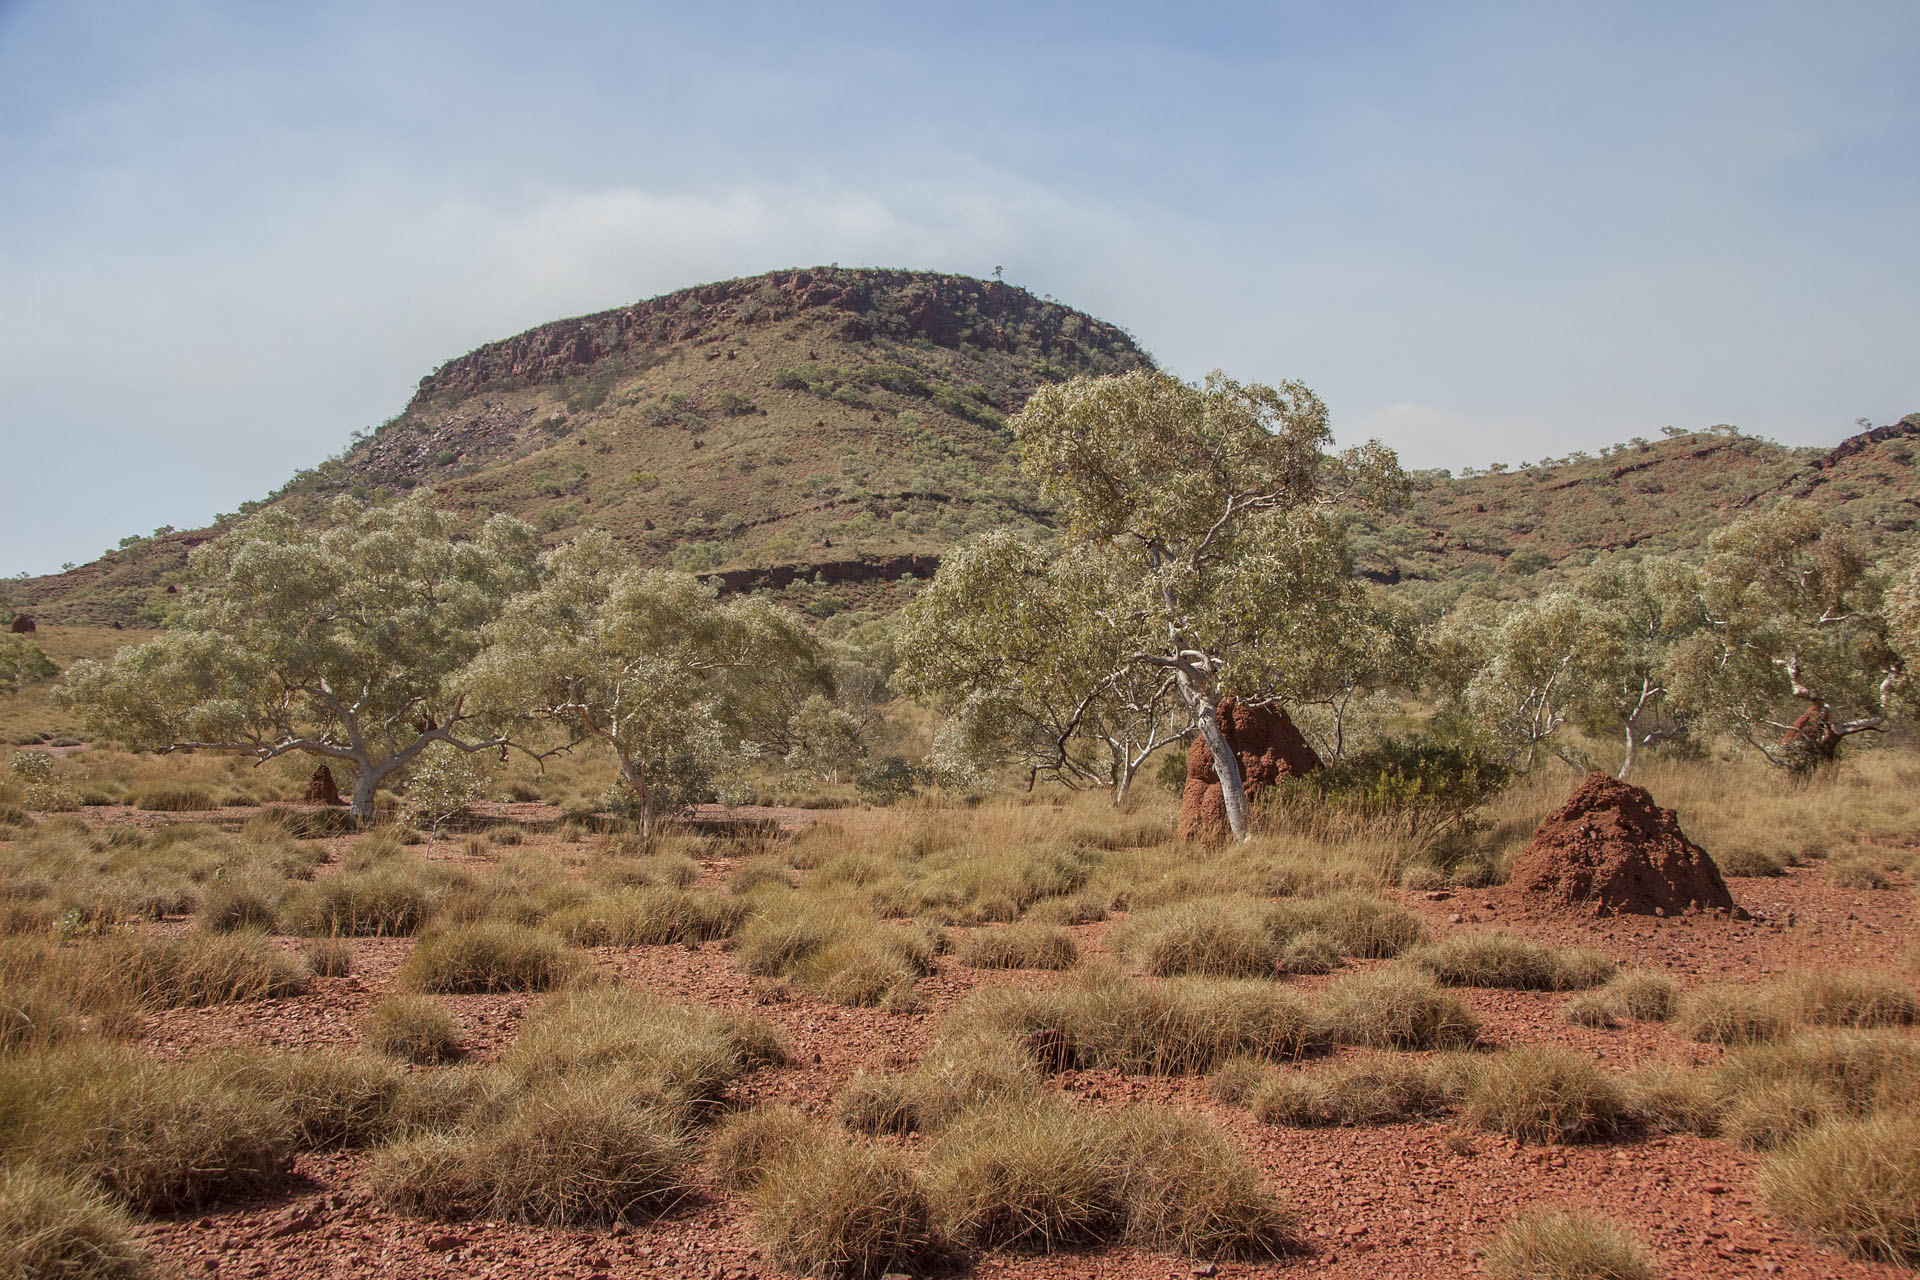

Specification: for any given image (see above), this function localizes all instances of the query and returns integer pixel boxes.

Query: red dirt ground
[30,805,1920,1280]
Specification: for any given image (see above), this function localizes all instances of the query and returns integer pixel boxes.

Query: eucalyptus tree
[1668,502,1904,768]
[58,492,541,819]
[463,531,830,832]
[895,530,1187,803]
[1007,369,1405,838]
[0,634,56,696]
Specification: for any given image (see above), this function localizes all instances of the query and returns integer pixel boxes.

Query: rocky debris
[8,614,35,633]
[1178,697,1322,845]
[304,766,345,806]
[1506,771,1739,917]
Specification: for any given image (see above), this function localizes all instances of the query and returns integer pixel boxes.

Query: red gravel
[30,817,1920,1280]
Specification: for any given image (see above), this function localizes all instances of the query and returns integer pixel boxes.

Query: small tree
[464,531,830,833]
[895,531,1187,803]
[0,634,56,696]
[58,493,539,819]
[784,693,865,784]
[1008,369,1404,838]
[1669,502,1904,769]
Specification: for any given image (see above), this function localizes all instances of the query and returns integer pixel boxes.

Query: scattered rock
[1177,697,1321,844]
[304,765,345,806]
[1505,771,1740,917]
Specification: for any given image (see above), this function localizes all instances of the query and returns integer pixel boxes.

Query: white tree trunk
[1188,689,1251,840]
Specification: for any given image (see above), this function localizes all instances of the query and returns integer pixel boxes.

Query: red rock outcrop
[1178,697,1322,845]
[1505,772,1738,916]
[304,765,345,806]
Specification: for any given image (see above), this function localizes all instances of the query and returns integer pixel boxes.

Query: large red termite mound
[1178,696,1321,845]
[1505,771,1739,917]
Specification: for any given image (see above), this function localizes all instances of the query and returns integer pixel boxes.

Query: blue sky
[2,1,1915,576]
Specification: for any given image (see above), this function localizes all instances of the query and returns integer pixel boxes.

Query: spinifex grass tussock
[1622,1062,1718,1136]
[126,785,215,812]
[1106,1105,1298,1257]
[725,855,792,894]
[1317,967,1480,1050]
[500,984,785,1115]
[956,923,1077,971]
[836,1070,920,1136]
[599,850,703,889]
[927,1098,1130,1251]
[1250,1053,1453,1127]
[1757,1109,1920,1265]
[0,1044,294,1212]
[370,1073,695,1227]
[837,1028,1043,1136]
[0,1165,150,1280]
[398,921,580,994]
[1409,933,1615,991]
[1113,891,1423,978]
[212,1049,415,1150]
[1676,984,1798,1045]
[283,855,453,937]
[1465,1044,1628,1144]
[737,896,942,1006]
[304,936,352,977]
[1482,1206,1657,1280]
[547,886,745,946]
[0,931,306,1011]
[1561,991,1618,1028]
[439,851,589,927]
[1605,969,1679,1021]
[751,1134,939,1279]
[1825,855,1893,889]
[363,994,462,1064]
[1709,1029,1920,1140]
[196,867,287,933]
[708,1104,821,1191]
[956,967,1322,1075]
[1679,969,1918,1044]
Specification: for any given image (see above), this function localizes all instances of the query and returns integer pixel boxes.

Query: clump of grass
[1409,933,1615,991]
[959,968,1322,1075]
[1723,1080,1840,1150]
[1771,969,1918,1029]
[214,1049,414,1150]
[499,984,784,1113]
[1623,1062,1718,1136]
[1269,891,1426,959]
[726,856,792,894]
[0,977,81,1052]
[283,859,449,936]
[838,1029,1044,1136]
[1716,845,1787,877]
[956,923,1078,971]
[370,1074,694,1226]
[1250,1054,1451,1127]
[1710,1029,1920,1128]
[398,922,579,994]
[1,1044,295,1211]
[4,932,308,1010]
[305,936,352,977]
[1275,930,1341,975]
[1465,1045,1628,1144]
[1758,1109,1920,1264]
[547,887,745,946]
[709,1104,820,1191]
[1561,991,1618,1028]
[1482,1206,1656,1280]
[0,1165,150,1280]
[1108,1105,1297,1257]
[735,899,940,1006]
[1676,984,1796,1045]
[750,1136,938,1279]
[836,1070,920,1136]
[1318,968,1480,1050]
[927,1098,1127,1251]
[1113,891,1424,978]
[128,785,215,812]
[1826,856,1893,889]
[363,995,462,1064]
[197,869,287,933]
[1606,969,1678,1021]
[1208,1056,1273,1106]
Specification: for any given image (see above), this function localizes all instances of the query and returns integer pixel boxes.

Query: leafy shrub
[398,922,579,994]
[1465,1045,1627,1144]
[400,744,493,830]
[1482,1206,1655,1280]
[1295,736,1510,831]
[0,1165,149,1280]
[363,995,462,1064]
[1318,968,1480,1050]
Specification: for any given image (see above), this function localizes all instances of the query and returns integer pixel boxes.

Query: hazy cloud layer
[2,1,1915,573]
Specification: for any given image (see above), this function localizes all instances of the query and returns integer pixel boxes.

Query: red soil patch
[1178,697,1321,844]
[1506,772,1739,917]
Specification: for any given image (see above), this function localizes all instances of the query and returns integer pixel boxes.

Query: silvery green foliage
[58,491,540,818]
[908,369,1404,832]
[783,693,865,784]
[401,741,494,831]
[463,530,828,832]
[0,634,56,696]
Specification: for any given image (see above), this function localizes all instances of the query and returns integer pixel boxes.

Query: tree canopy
[59,492,540,817]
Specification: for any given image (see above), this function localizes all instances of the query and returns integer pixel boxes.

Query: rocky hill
[4,266,1915,626]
